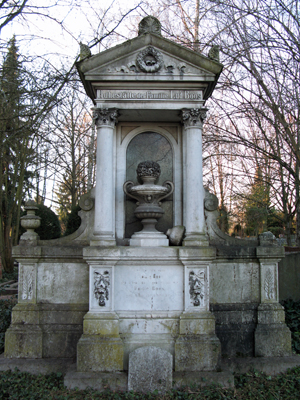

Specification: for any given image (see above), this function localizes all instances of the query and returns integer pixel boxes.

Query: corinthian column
[91,108,118,246]
[181,108,209,246]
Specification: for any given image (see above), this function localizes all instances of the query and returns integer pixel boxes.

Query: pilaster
[5,246,43,358]
[255,244,292,356]
[175,248,220,371]
[77,247,123,372]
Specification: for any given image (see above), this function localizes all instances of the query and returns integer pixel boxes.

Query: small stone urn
[20,200,41,243]
[124,161,174,246]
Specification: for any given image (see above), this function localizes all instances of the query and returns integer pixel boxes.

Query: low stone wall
[279,252,300,301]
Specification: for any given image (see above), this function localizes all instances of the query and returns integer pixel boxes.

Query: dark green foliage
[0,370,64,400]
[244,167,269,237]
[267,209,285,237]
[234,367,300,399]
[0,298,16,353]
[281,299,300,354]
[0,265,18,283]
[35,204,61,240]
[0,367,300,399]
[0,36,33,273]
[64,205,81,237]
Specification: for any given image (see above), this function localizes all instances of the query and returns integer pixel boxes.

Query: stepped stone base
[1,355,300,391]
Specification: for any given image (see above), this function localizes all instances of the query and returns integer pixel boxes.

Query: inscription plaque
[97,89,203,101]
[114,265,183,311]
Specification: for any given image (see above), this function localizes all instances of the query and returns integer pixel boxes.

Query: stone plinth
[255,303,292,357]
[175,312,221,371]
[77,312,124,372]
[255,247,292,357]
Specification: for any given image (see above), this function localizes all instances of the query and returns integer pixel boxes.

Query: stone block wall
[278,252,300,301]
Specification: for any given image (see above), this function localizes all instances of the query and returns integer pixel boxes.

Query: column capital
[92,107,119,128]
[181,108,207,128]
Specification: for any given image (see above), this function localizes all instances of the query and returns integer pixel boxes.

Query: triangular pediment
[77,33,222,102]
[84,46,216,81]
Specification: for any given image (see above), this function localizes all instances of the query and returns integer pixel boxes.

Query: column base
[90,236,116,247]
[183,233,209,247]
[255,303,292,357]
[130,231,169,247]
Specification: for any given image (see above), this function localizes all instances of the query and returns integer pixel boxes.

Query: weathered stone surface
[222,356,300,376]
[128,346,172,393]
[210,262,260,304]
[166,226,185,246]
[77,335,124,372]
[175,335,221,371]
[121,333,176,370]
[279,252,300,301]
[255,303,292,357]
[255,325,292,357]
[211,303,258,357]
[0,357,74,375]
[37,262,89,304]
[65,365,127,391]
[5,326,43,358]
[5,303,87,359]
[42,327,82,358]
[178,312,216,335]
[83,313,120,336]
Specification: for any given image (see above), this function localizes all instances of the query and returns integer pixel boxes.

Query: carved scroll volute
[123,181,140,203]
[157,181,175,204]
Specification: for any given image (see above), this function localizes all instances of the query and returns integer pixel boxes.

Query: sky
[0,0,144,68]
[0,0,146,207]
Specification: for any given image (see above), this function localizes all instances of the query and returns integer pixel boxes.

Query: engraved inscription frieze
[94,270,110,306]
[97,89,203,101]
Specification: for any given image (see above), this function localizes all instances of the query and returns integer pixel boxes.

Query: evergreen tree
[64,205,81,237]
[0,37,34,272]
[244,167,269,237]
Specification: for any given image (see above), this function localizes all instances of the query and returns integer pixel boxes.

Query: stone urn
[20,200,41,243]
[123,161,174,246]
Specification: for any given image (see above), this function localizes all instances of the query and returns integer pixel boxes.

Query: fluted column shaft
[92,108,118,246]
[181,108,208,246]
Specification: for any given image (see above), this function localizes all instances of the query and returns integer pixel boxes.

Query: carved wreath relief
[189,270,205,306]
[136,46,163,73]
[94,270,110,307]
[264,268,275,300]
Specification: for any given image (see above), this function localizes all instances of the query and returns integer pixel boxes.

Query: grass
[0,367,300,399]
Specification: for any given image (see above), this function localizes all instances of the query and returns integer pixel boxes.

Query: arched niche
[125,132,173,238]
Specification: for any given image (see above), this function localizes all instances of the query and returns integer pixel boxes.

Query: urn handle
[123,180,140,202]
[157,180,175,203]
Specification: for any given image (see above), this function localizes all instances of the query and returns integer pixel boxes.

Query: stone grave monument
[5,16,291,392]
